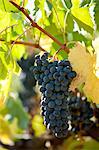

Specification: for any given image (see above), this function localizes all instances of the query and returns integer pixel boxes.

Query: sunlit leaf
[94,0,99,30]
[0,58,8,80]
[92,37,99,78]
[69,43,99,104]
[71,0,94,34]
[66,12,74,32]
[0,115,18,145]
[11,44,25,60]
[13,62,21,75]
[61,0,72,9]
[32,115,46,136]
[0,10,11,31]
[45,0,52,17]
[80,0,91,7]
[0,0,20,12]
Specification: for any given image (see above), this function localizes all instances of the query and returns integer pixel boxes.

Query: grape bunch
[67,92,94,133]
[32,53,95,138]
[32,53,77,138]
[17,55,37,111]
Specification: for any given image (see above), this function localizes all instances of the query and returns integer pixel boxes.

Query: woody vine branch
[9,0,69,53]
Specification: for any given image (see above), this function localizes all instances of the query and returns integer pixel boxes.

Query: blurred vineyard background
[0,0,99,149]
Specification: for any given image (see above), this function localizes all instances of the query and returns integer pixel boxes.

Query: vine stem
[52,45,66,61]
[0,39,46,52]
[10,27,32,51]
[0,24,18,35]
[9,0,69,53]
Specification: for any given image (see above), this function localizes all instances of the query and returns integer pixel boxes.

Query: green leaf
[66,12,74,32]
[67,31,93,50]
[80,0,91,7]
[0,47,6,52]
[33,0,40,16]
[0,58,8,80]
[0,10,11,31]
[83,138,99,149]
[50,34,68,60]
[52,8,65,30]
[56,0,66,10]
[61,0,72,9]
[71,0,94,34]
[6,97,29,129]
[71,31,92,45]
[11,44,25,60]
[13,62,21,75]
[94,0,99,30]
[4,52,12,65]
[0,0,20,12]
[45,0,52,17]
[61,136,99,150]
[45,21,60,36]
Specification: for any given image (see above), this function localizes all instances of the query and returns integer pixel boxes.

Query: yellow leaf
[71,7,94,28]
[71,0,80,7]
[0,116,19,145]
[71,0,94,33]
[0,116,13,145]
[0,96,5,108]
[0,10,10,31]
[92,37,99,78]
[32,115,46,137]
[69,43,99,104]
[84,71,99,103]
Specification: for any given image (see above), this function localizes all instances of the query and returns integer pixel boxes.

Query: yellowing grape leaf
[69,43,99,104]
[92,37,99,78]
[84,71,99,103]
[69,43,95,88]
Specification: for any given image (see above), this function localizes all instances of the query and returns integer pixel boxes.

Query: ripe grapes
[33,53,76,138]
[32,52,96,138]
[67,92,94,133]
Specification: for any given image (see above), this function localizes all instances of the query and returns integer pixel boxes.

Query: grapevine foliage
[0,0,99,147]
[0,0,97,101]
